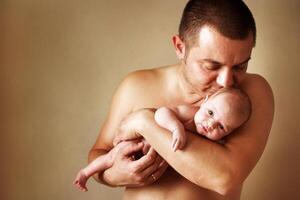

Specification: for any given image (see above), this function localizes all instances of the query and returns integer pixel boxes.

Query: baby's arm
[73,149,115,192]
[154,105,199,151]
[113,108,157,146]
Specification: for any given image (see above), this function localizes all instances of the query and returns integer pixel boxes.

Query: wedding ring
[151,174,156,181]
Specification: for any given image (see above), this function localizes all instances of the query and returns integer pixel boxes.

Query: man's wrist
[100,169,119,187]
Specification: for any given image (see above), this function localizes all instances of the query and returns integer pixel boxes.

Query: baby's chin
[206,134,220,141]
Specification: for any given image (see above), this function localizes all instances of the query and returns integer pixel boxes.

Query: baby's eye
[207,110,214,116]
[219,125,224,130]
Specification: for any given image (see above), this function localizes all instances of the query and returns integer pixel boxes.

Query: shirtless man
[88,0,274,199]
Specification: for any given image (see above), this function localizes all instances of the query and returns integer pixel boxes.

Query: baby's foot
[73,169,89,192]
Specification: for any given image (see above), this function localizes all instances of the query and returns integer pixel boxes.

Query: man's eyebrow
[201,57,251,66]
[201,59,222,65]
[236,57,251,66]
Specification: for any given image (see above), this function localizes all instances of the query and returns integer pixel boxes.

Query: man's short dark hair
[179,0,256,49]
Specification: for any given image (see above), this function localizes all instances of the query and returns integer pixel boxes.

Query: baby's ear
[201,95,209,106]
[204,95,209,102]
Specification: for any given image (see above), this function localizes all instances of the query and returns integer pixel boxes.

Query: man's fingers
[142,141,151,154]
[131,147,156,172]
[151,160,169,180]
[141,160,169,186]
[121,141,144,156]
[158,159,167,168]
[140,153,163,177]
[128,157,168,187]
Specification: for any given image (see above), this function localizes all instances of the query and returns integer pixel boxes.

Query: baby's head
[194,88,251,141]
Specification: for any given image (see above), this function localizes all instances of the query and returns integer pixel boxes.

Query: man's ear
[172,35,186,60]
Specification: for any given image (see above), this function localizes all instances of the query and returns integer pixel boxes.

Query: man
[88,0,274,199]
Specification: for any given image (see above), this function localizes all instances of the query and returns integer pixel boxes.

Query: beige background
[1,0,299,199]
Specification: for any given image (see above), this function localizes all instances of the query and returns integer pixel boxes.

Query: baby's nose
[207,119,217,129]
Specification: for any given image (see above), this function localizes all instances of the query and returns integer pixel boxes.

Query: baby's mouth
[199,124,208,133]
[203,126,208,133]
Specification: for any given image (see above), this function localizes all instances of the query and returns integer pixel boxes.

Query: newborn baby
[155,87,251,151]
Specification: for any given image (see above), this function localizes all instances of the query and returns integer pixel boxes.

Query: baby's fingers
[172,138,180,152]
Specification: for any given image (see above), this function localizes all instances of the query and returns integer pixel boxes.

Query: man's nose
[216,68,234,87]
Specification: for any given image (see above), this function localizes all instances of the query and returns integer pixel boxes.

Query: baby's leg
[154,107,186,151]
[73,153,112,192]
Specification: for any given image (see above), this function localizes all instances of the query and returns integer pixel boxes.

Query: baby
[154,87,251,151]
[73,87,251,192]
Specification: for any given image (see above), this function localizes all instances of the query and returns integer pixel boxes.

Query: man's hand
[102,140,168,187]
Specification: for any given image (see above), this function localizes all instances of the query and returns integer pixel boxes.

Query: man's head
[194,88,252,140]
[174,0,256,94]
[179,0,256,53]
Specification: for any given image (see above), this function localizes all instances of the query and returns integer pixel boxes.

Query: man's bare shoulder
[123,65,176,86]
[119,64,178,109]
[122,69,159,87]
[239,73,274,132]
[242,73,274,103]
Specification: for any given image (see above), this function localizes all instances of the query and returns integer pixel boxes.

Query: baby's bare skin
[73,154,111,192]
[154,88,250,151]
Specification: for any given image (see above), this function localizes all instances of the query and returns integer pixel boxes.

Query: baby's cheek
[194,112,202,124]
[195,118,205,127]
[195,124,205,135]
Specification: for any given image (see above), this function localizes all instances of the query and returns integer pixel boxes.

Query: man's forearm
[137,109,236,195]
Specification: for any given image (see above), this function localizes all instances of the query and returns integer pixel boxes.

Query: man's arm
[118,75,274,195]
[88,70,168,186]
[88,71,136,184]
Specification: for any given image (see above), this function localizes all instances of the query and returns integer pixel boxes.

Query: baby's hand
[171,128,187,151]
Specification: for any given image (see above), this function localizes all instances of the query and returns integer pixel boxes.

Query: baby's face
[194,93,245,140]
